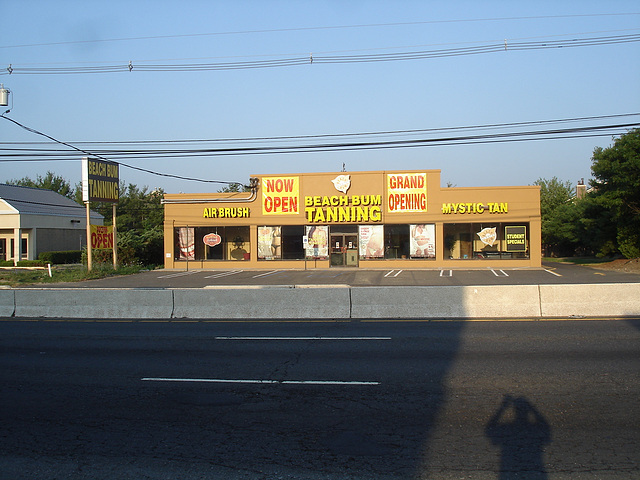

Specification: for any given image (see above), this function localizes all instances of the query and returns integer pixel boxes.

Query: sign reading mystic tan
[387,173,427,213]
[82,157,119,203]
[262,176,300,215]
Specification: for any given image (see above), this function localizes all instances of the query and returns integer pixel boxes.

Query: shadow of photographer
[485,395,552,479]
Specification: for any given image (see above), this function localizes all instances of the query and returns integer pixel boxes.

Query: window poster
[410,224,435,258]
[258,226,282,259]
[178,227,195,260]
[305,225,329,258]
[505,226,527,252]
[359,225,384,258]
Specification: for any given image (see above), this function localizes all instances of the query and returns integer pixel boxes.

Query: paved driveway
[41,261,640,289]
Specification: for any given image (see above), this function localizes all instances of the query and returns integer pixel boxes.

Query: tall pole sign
[82,157,119,270]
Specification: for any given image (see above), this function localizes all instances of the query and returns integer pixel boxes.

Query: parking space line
[490,268,509,277]
[157,270,200,279]
[439,269,452,277]
[203,270,244,279]
[252,270,281,278]
[384,270,403,278]
[544,269,562,277]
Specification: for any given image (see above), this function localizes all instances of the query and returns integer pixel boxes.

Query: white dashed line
[142,378,379,386]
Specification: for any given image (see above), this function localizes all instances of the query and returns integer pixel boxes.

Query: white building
[0,183,103,264]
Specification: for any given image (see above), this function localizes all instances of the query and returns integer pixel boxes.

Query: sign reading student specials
[387,172,427,213]
[82,157,119,203]
[505,226,527,252]
[262,176,300,215]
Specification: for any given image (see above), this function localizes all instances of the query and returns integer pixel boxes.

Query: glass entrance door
[330,233,358,267]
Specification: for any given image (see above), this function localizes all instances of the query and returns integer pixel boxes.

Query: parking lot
[45,261,640,289]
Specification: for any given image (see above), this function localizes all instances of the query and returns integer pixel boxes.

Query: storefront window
[359,224,435,260]
[174,226,250,261]
[359,225,384,258]
[258,225,305,260]
[410,224,435,258]
[282,225,305,259]
[383,225,410,259]
[306,225,329,259]
[258,226,281,260]
[444,223,530,259]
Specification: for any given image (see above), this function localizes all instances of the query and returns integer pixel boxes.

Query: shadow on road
[485,395,552,480]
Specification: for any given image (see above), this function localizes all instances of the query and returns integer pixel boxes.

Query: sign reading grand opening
[82,157,119,203]
[387,172,427,213]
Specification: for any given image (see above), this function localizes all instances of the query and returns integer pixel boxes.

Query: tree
[6,171,76,199]
[218,182,250,193]
[95,183,165,266]
[590,128,640,258]
[532,177,577,256]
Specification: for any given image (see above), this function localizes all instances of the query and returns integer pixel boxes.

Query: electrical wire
[2,113,635,146]
[2,13,638,50]
[0,114,246,187]
[2,33,639,75]
[1,119,637,161]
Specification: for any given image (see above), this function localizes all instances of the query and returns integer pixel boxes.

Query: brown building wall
[163,170,541,269]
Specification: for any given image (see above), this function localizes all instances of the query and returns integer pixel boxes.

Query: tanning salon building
[163,170,541,269]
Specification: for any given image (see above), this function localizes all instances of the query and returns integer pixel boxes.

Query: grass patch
[0,264,159,287]
[543,257,617,265]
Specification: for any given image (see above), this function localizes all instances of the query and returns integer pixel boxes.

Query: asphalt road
[41,261,640,289]
[1,318,638,479]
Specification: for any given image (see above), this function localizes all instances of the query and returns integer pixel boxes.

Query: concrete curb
[351,285,542,319]
[13,289,173,319]
[0,289,15,317]
[1,284,639,319]
[539,283,640,318]
[173,286,351,319]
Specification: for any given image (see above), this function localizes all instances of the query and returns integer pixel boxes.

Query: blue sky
[1,1,639,193]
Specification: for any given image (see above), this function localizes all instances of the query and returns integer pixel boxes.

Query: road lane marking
[142,378,379,386]
[213,336,391,340]
[203,270,244,279]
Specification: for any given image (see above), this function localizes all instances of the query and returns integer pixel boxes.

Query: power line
[1,120,637,161]
[3,33,639,75]
[0,114,244,186]
[2,13,639,50]
[2,113,637,147]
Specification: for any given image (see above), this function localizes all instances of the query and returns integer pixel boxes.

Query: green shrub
[0,260,14,267]
[16,260,45,267]
[38,250,82,264]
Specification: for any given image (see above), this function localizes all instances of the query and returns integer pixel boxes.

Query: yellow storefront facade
[163,170,541,269]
